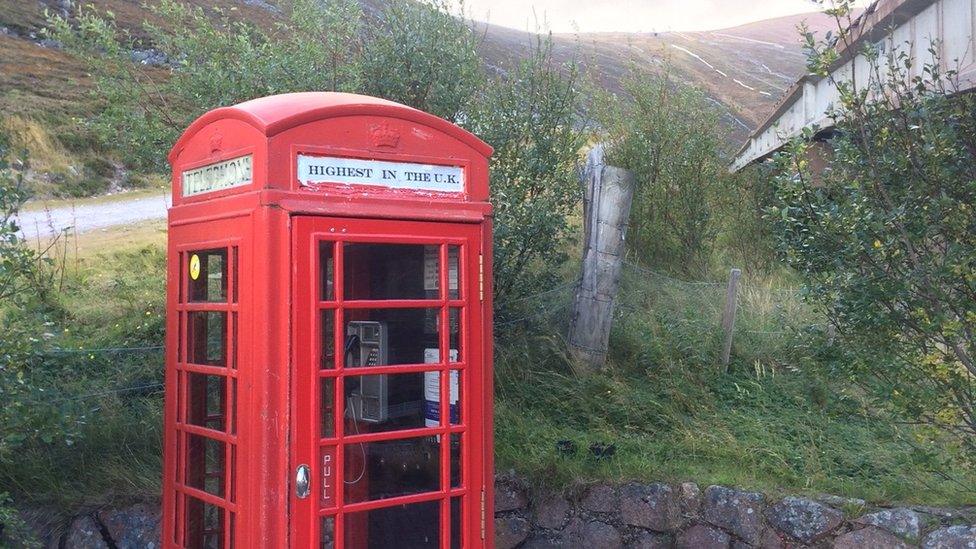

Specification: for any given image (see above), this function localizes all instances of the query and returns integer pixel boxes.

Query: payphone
[345,321,389,423]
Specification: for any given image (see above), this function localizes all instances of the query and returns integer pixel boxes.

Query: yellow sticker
[189,254,201,281]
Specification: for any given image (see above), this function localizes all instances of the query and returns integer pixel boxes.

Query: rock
[766,496,844,543]
[680,482,702,517]
[495,515,531,549]
[629,531,673,549]
[37,38,63,49]
[129,49,170,67]
[98,503,161,549]
[702,485,765,545]
[817,494,866,509]
[676,524,731,549]
[620,482,683,532]
[521,535,562,549]
[759,528,786,549]
[922,525,976,549]
[242,0,283,14]
[855,507,922,540]
[64,515,108,549]
[833,526,910,549]
[495,481,529,512]
[562,519,623,548]
[534,493,571,530]
[582,484,619,514]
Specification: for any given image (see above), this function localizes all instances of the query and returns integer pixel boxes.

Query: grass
[494,265,976,505]
[0,225,166,512]
[3,223,974,514]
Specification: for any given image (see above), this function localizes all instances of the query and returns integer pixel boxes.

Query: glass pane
[450,433,461,488]
[320,242,335,301]
[345,310,439,367]
[451,497,462,549]
[448,245,460,299]
[188,312,225,366]
[344,243,436,300]
[321,310,335,369]
[179,252,185,304]
[344,500,440,548]
[320,516,335,549]
[231,246,239,303]
[228,445,237,503]
[186,372,225,431]
[449,308,461,363]
[422,371,459,428]
[229,378,237,435]
[344,436,440,503]
[321,377,335,437]
[185,433,225,498]
[230,312,238,370]
[343,371,431,432]
[189,249,227,303]
[184,495,225,549]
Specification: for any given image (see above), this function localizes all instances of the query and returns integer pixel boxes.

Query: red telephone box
[163,92,494,548]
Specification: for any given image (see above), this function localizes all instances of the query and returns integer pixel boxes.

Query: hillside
[0,0,838,193]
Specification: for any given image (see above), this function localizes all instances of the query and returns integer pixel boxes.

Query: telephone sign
[163,92,494,548]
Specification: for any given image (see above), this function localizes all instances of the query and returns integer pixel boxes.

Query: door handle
[295,464,311,499]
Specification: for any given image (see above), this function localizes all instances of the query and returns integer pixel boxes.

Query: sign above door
[297,154,464,193]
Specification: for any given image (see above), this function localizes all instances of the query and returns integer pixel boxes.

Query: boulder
[620,483,683,532]
[495,515,531,549]
[833,526,910,549]
[702,485,765,545]
[766,496,844,543]
[534,493,571,530]
[816,494,866,509]
[922,525,976,549]
[495,480,529,512]
[854,507,922,540]
[628,531,674,549]
[680,482,702,517]
[582,484,619,514]
[64,515,108,549]
[676,524,731,549]
[98,503,161,549]
[562,519,623,548]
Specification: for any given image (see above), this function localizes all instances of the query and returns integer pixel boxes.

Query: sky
[463,0,856,34]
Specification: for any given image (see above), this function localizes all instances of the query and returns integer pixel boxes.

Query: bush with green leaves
[601,69,731,278]
[472,36,587,307]
[770,1,976,454]
[47,3,586,315]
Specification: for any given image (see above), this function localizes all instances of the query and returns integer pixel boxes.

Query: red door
[291,216,486,549]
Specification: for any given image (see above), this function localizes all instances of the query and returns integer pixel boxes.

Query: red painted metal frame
[164,93,494,548]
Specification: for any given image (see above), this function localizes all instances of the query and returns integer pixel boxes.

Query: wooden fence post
[720,268,741,371]
[568,145,636,372]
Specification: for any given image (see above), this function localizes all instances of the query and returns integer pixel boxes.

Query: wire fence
[31,264,822,400]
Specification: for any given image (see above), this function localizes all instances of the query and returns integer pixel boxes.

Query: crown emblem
[209,132,223,154]
[369,124,400,148]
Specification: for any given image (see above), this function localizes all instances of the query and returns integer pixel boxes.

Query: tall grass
[494,264,976,504]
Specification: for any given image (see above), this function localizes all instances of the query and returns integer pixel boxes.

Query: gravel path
[15,192,171,242]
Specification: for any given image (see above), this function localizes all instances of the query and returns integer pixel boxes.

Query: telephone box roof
[169,92,493,163]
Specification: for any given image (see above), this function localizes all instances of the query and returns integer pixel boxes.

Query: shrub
[770,1,976,455]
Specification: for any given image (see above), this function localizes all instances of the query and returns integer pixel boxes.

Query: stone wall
[16,475,976,548]
[494,475,976,549]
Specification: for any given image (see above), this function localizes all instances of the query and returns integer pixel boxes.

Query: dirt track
[15,192,171,242]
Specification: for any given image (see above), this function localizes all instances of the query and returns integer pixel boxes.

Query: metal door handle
[296,464,311,499]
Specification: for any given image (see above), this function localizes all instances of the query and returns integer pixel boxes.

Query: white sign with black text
[297,155,464,193]
[181,154,253,197]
